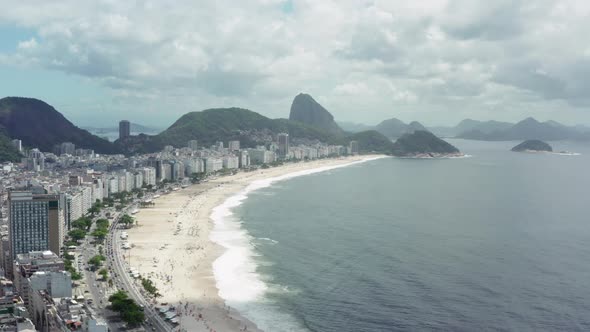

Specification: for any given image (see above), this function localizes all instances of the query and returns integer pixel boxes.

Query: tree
[91,228,108,241]
[99,268,108,280]
[88,255,106,268]
[96,219,109,229]
[68,229,86,241]
[141,277,161,299]
[108,291,145,327]
[72,217,92,230]
[71,271,82,280]
[88,204,100,216]
[120,214,134,227]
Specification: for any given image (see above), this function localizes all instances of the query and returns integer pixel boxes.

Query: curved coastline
[209,155,387,331]
[125,155,387,332]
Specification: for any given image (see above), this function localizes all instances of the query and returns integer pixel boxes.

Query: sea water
[212,140,590,331]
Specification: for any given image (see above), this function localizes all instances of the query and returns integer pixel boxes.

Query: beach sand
[125,155,384,331]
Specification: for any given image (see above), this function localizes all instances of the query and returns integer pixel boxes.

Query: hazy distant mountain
[289,93,344,135]
[374,118,427,139]
[391,130,460,157]
[338,121,373,133]
[429,119,513,137]
[83,123,162,134]
[0,97,120,154]
[456,119,513,134]
[458,117,590,141]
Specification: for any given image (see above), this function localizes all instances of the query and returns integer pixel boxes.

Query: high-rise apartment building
[11,139,22,153]
[349,140,359,155]
[119,120,131,140]
[8,192,63,260]
[228,140,240,151]
[59,142,76,155]
[278,133,290,159]
[188,140,199,151]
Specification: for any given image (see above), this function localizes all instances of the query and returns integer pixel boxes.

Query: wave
[258,237,279,245]
[448,154,473,159]
[209,156,386,331]
[553,152,581,156]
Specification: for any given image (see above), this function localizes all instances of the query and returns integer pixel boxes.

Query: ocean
[211,140,590,332]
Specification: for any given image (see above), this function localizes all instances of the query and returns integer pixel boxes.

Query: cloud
[0,0,589,125]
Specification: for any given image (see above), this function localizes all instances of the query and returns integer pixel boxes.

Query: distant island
[391,130,462,158]
[511,140,553,152]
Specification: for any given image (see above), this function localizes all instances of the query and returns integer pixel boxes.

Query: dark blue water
[235,140,590,331]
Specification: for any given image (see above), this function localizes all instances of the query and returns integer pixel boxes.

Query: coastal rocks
[511,140,553,152]
[391,130,462,158]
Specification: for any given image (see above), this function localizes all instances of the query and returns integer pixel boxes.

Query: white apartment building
[222,155,240,169]
[248,149,276,164]
[205,158,223,173]
[108,177,119,196]
[124,172,134,192]
[133,172,143,189]
[140,167,157,186]
[184,158,204,174]
[80,186,92,212]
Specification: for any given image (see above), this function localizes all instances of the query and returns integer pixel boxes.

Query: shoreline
[125,155,387,331]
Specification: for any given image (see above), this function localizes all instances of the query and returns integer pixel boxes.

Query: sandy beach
[125,155,385,331]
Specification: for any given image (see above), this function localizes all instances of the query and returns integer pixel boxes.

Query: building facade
[8,192,62,260]
[278,133,290,159]
[119,120,131,140]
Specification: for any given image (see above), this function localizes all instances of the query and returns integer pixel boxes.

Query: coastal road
[78,216,127,332]
[106,206,173,332]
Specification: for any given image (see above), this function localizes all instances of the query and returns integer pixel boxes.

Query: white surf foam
[554,152,581,156]
[209,156,387,331]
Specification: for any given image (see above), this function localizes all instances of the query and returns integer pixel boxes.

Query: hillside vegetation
[0,97,120,154]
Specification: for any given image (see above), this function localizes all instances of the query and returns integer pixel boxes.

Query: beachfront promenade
[106,208,173,332]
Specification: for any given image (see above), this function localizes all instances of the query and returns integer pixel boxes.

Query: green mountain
[374,118,427,139]
[0,133,22,162]
[392,130,460,157]
[0,97,120,154]
[337,121,373,133]
[117,107,342,154]
[289,93,344,135]
[511,140,552,152]
[348,130,395,154]
[117,106,396,155]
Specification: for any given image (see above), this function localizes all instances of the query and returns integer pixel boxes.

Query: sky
[1,0,590,128]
